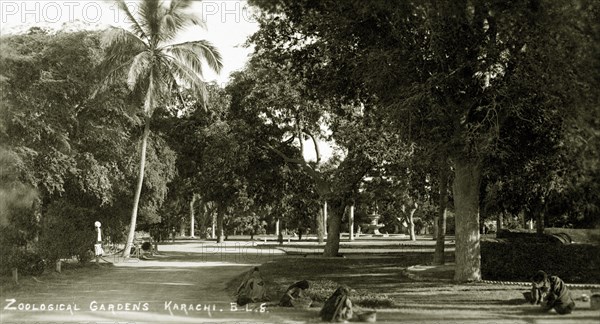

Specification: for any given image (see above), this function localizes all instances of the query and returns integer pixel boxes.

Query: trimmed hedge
[481,240,600,283]
[496,228,600,245]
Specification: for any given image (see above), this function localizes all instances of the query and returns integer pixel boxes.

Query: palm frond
[138,0,162,41]
[165,40,223,74]
[115,0,148,41]
[162,53,209,107]
[101,26,147,52]
[93,58,137,98]
[168,46,205,79]
[169,0,196,11]
[95,27,147,95]
[127,51,152,91]
[160,11,207,42]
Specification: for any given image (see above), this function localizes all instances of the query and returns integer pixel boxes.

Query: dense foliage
[0,0,597,281]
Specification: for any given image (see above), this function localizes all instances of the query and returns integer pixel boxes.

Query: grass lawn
[226,240,600,323]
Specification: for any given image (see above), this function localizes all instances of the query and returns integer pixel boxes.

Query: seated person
[320,286,353,322]
[530,270,575,314]
[279,280,311,307]
[236,267,268,306]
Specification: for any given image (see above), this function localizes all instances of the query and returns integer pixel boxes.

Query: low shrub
[38,200,97,264]
[0,248,45,276]
[481,240,600,283]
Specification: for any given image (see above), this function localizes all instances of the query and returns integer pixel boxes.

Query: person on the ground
[530,270,575,314]
[279,280,310,307]
[320,285,353,322]
[236,267,268,306]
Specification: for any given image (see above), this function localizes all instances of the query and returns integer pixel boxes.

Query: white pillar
[276,219,280,236]
[349,205,355,241]
[324,201,328,236]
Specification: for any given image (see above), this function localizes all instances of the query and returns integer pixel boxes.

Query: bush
[0,248,45,276]
[496,229,569,244]
[141,241,152,251]
[38,200,97,264]
[481,240,600,283]
[15,250,46,275]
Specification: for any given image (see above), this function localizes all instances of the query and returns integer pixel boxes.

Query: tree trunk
[216,204,224,243]
[433,216,439,241]
[198,202,207,240]
[211,213,216,239]
[497,212,504,232]
[349,205,355,241]
[536,202,545,235]
[316,203,325,244]
[190,194,196,238]
[323,201,328,236]
[433,165,449,265]
[323,205,342,257]
[452,158,482,282]
[408,205,417,241]
[123,118,150,258]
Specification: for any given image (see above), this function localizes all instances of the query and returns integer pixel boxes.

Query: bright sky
[0,0,259,85]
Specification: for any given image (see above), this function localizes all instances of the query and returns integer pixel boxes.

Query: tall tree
[249,0,599,281]
[98,0,222,256]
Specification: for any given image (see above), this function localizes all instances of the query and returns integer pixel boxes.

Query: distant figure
[236,267,268,306]
[530,270,575,314]
[320,286,353,322]
[279,280,311,307]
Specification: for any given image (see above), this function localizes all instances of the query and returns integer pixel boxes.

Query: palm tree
[99,0,222,257]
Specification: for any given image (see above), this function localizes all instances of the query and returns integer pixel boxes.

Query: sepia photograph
[1,0,599,323]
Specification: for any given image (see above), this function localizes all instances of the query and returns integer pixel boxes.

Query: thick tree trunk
[323,206,342,257]
[123,119,150,258]
[433,165,449,265]
[216,204,224,243]
[452,158,482,282]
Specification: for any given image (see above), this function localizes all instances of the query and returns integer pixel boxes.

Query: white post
[276,219,280,236]
[324,201,328,236]
[349,205,355,241]
[94,221,102,265]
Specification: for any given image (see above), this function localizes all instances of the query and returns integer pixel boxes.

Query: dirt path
[1,239,599,323]
[0,242,289,323]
